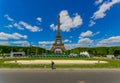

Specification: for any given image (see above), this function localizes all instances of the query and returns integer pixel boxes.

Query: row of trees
[0,45,120,57]
[0,45,46,56]
[65,46,120,57]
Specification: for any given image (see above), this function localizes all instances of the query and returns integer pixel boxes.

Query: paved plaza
[0,69,120,83]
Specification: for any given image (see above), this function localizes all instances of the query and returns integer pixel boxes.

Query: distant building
[106,55,115,59]
[10,52,25,57]
[117,55,120,59]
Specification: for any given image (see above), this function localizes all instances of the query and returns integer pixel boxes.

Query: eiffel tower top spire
[57,15,60,36]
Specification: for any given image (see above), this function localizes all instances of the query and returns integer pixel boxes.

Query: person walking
[51,61,54,70]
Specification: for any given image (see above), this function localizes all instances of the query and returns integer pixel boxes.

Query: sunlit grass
[0,57,120,68]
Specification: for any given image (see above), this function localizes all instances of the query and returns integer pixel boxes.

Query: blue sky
[0,0,120,49]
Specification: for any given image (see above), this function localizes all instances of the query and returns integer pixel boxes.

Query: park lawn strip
[4,60,108,65]
[0,57,120,68]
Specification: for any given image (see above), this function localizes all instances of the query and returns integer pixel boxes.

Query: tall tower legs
[51,15,66,54]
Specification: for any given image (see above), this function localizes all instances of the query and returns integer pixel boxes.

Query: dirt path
[5,60,108,64]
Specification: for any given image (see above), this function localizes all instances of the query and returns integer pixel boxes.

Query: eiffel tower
[51,15,66,54]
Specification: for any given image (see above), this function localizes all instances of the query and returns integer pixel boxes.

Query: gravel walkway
[5,60,108,64]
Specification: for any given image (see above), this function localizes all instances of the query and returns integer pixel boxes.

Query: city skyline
[0,0,120,49]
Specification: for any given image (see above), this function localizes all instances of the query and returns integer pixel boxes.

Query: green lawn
[0,57,120,68]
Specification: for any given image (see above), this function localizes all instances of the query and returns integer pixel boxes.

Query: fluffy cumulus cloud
[50,24,57,31]
[38,39,72,49]
[6,25,13,28]
[38,41,54,49]
[38,41,54,45]
[0,32,27,40]
[36,17,42,22]
[65,44,80,50]
[4,14,14,21]
[50,10,83,32]
[13,33,27,39]
[11,41,30,46]
[19,21,43,32]
[77,30,101,46]
[0,41,10,45]
[89,20,96,27]
[97,36,120,46]
[0,41,30,46]
[78,38,93,46]
[95,31,100,35]
[89,0,120,27]
[79,30,100,38]
[13,23,24,30]
[38,39,72,45]
[92,0,120,20]
[63,39,72,43]
[4,14,43,32]
[95,0,103,5]
[65,43,94,49]
[80,30,93,38]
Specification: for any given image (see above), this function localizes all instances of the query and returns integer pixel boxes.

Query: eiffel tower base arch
[51,45,66,54]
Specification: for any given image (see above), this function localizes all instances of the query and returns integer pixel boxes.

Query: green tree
[113,50,120,56]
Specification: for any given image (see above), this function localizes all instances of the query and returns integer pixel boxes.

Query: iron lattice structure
[51,15,66,53]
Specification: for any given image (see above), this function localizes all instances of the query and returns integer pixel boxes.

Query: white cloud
[39,39,72,46]
[0,41,10,45]
[13,33,27,39]
[0,41,30,46]
[13,23,24,30]
[78,38,93,46]
[38,41,54,45]
[65,43,92,49]
[65,44,79,50]
[78,31,99,46]
[50,24,57,31]
[4,14,43,32]
[6,23,24,30]
[36,17,42,22]
[4,14,14,21]
[63,39,72,43]
[38,39,72,50]
[92,0,120,20]
[0,32,27,40]
[19,21,43,32]
[11,41,30,46]
[95,0,103,5]
[95,31,100,35]
[6,25,13,28]
[0,40,30,46]
[39,44,52,50]
[79,30,100,39]
[89,0,120,27]
[80,30,93,38]
[89,20,96,27]
[50,10,83,32]
[97,36,120,46]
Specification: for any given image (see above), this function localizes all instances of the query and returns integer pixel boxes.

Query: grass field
[0,57,120,68]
